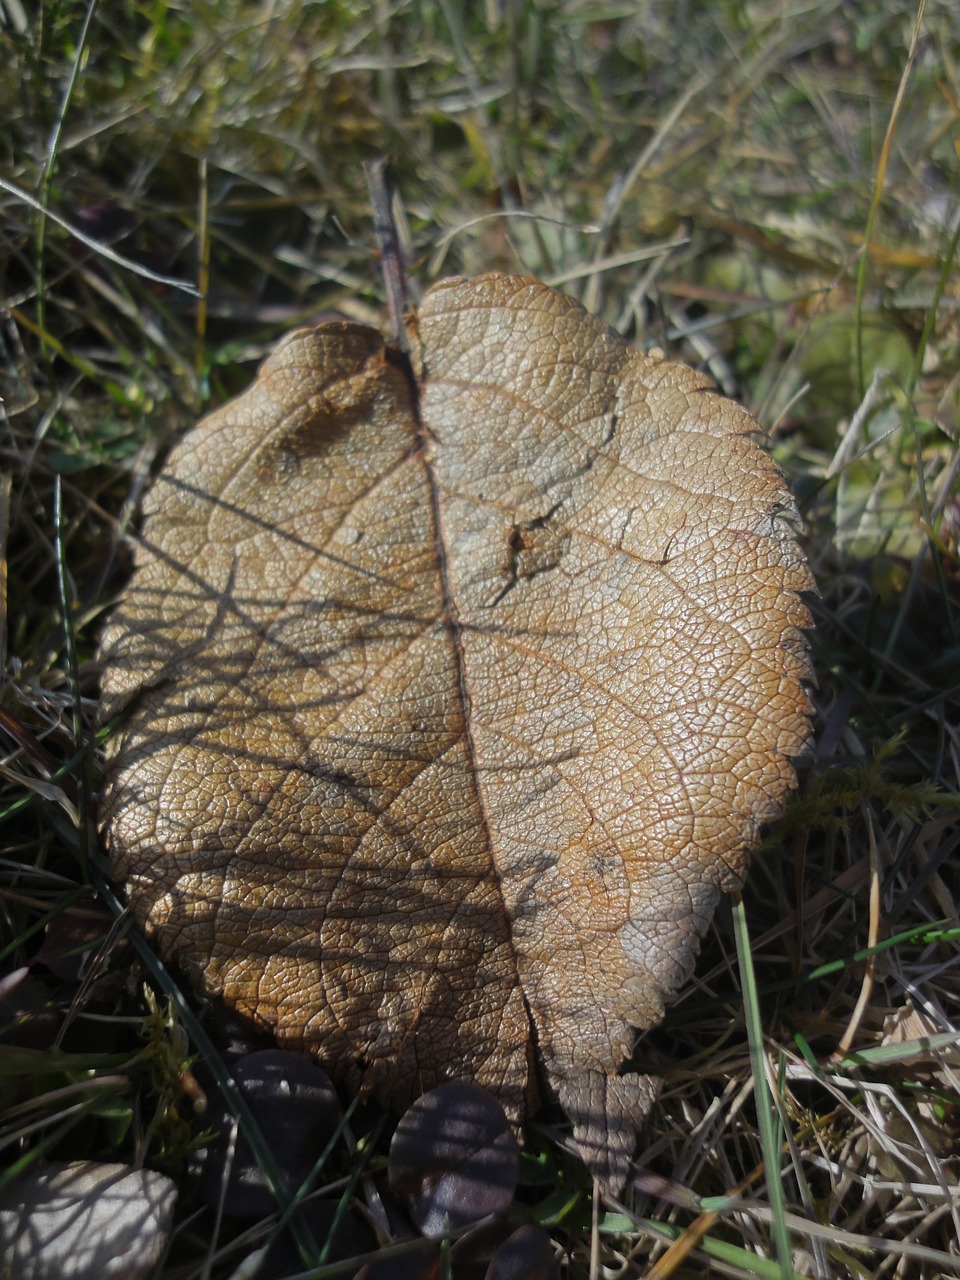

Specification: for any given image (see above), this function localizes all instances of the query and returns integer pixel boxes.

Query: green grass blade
[733,893,794,1280]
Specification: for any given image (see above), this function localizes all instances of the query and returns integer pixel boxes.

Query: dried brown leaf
[98,273,814,1191]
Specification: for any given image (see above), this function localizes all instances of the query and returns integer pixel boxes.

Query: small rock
[199,1049,342,1218]
[388,1083,519,1237]
[0,1161,177,1280]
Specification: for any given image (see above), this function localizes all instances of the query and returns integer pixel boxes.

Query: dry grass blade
[853,0,927,396]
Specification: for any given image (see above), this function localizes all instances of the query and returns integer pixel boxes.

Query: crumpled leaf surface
[99,273,814,1190]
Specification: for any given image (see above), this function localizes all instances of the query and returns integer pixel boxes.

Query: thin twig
[363,158,409,352]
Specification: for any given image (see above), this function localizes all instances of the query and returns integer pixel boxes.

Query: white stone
[0,1161,177,1280]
